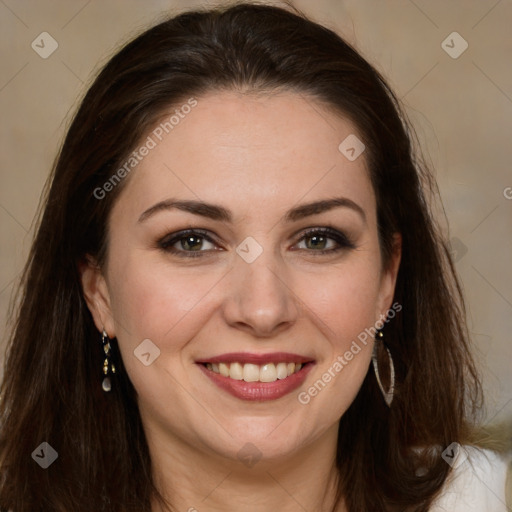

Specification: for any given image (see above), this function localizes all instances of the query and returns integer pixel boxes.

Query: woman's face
[82,91,400,464]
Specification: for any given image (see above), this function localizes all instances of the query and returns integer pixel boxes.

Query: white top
[430,446,510,511]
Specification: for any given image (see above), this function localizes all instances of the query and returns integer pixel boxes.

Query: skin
[80,91,401,512]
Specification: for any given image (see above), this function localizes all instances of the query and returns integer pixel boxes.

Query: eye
[293,227,355,254]
[158,229,220,257]
[157,227,355,259]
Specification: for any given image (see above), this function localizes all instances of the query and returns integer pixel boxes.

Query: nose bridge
[223,241,298,335]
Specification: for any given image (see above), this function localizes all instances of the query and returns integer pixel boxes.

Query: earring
[101,329,116,392]
[372,330,395,407]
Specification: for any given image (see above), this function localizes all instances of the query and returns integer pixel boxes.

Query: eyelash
[157,227,356,259]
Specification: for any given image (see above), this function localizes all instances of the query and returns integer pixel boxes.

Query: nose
[221,250,299,338]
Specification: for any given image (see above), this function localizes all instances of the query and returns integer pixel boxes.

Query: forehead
[111,90,375,223]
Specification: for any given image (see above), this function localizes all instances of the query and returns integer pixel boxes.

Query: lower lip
[198,363,314,401]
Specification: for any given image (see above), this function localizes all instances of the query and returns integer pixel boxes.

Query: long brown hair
[0,3,482,511]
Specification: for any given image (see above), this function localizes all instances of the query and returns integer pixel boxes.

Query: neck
[149,422,346,512]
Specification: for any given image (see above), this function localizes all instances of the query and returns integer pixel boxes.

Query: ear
[78,255,116,337]
[375,233,402,320]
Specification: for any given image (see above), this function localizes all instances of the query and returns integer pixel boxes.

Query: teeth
[260,363,277,382]
[219,362,230,377]
[229,362,243,380]
[243,363,260,382]
[276,362,288,380]
[206,361,304,382]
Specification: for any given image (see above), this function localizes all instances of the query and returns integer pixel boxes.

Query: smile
[204,361,303,382]
[197,352,315,401]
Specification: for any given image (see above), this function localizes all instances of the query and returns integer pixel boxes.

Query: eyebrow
[138,197,366,224]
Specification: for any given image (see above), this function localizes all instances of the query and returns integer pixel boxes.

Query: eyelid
[157,226,356,257]
[157,228,222,251]
[291,226,356,251]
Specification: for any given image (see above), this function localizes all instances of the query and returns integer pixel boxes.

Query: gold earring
[101,329,116,392]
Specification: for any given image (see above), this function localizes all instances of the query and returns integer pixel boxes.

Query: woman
[0,2,509,511]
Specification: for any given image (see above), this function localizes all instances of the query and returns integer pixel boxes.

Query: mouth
[196,352,315,401]
[203,361,304,382]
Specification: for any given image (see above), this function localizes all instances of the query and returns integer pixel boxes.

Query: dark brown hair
[0,2,482,511]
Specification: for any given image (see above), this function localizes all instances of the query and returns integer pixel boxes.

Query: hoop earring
[372,330,395,407]
[101,329,116,392]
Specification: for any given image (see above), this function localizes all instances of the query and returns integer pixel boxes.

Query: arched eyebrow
[138,197,366,225]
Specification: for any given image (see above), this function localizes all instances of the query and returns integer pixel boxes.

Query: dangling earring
[372,330,395,407]
[101,329,116,392]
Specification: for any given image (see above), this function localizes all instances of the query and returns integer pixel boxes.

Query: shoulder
[429,445,511,511]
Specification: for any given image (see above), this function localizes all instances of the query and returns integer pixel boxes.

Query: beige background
[1,0,511,423]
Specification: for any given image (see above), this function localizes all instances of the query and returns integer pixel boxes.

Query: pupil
[183,236,202,251]
[307,235,326,250]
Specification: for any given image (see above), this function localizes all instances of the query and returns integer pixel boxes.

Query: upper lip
[196,352,314,365]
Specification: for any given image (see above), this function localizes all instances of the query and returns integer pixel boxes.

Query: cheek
[290,253,381,410]
[107,251,223,361]
[295,257,382,346]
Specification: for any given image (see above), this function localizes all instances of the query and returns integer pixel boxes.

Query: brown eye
[294,228,356,254]
[158,229,219,257]
[178,235,209,251]
[302,234,335,251]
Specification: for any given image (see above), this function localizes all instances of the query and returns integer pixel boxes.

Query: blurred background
[1,0,511,424]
